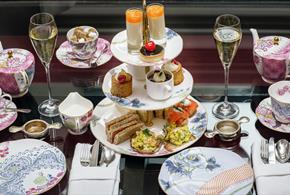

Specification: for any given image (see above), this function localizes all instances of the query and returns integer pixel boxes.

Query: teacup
[9,119,62,139]
[67,26,99,60]
[205,116,250,141]
[268,80,290,123]
[0,88,12,109]
[59,92,93,135]
[146,70,173,100]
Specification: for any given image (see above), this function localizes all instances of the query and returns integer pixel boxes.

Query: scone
[111,69,132,97]
[162,59,184,86]
[139,41,164,63]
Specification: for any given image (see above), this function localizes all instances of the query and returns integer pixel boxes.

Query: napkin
[68,143,121,195]
[252,140,290,195]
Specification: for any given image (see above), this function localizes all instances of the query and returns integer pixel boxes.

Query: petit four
[111,69,132,97]
[139,41,164,62]
[162,59,184,85]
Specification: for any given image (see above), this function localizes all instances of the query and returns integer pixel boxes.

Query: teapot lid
[0,48,34,73]
[254,36,290,59]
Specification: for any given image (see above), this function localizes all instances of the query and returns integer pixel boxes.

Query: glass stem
[44,63,53,105]
[223,64,230,108]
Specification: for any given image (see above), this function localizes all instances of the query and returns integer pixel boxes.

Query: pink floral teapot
[250,28,290,83]
[0,48,35,97]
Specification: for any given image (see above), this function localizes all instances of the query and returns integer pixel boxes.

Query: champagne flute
[29,13,60,117]
[212,14,242,119]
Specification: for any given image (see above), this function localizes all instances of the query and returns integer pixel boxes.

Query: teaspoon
[275,139,290,163]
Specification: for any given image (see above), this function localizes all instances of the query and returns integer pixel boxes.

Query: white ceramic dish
[59,92,93,135]
[256,97,290,133]
[158,147,254,195]
[102,63,193,110]
[110,28,183,67]
[56,38,112,68]
[0,139,66,194]
[90,96,207,157]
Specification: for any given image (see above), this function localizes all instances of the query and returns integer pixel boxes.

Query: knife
[90,139,100,167]
[269,137,276,164]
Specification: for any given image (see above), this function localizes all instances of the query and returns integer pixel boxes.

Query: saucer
[256,97,290,133]
[0,99,17,131]
[56,38,112,69]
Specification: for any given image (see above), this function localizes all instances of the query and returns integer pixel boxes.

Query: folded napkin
[68,143,121,195]
[252,140,290,195]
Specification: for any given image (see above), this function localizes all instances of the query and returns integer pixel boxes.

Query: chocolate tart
[139,44,164,63]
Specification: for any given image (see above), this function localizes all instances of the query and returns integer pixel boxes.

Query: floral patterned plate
[0,139,66,194]
[102,63,193,110]
[90,96,207,157]
[0,98,17,131]
[159,147,254,195]
[110,28,183,67]
[256,97,290,133]
[56,38,112,68]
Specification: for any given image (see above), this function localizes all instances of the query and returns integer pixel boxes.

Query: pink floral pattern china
[56,38,112,68]
[256,97,290,133]
[0,98,17,131]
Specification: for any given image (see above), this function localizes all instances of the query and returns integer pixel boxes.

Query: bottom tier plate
[90,96,207,157]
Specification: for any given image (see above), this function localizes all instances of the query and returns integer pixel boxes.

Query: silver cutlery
[275,139,290,163]
[3,108,31,113]
[90,140,100,167]
[90,44,109,68]
[269,137,276,164]
[80,144,91,167]
[260,138,269,163]
[99,145,115,167]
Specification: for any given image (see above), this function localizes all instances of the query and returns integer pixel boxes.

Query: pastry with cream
[162,59,184,86]
[111,69,132,97]
[140,41,164,63]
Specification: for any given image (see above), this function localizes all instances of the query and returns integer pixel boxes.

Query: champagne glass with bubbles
[29,13,60,117]
[212,14,242,119]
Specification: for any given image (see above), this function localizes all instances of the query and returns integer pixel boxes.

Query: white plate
[0,99,17,131]
[56,38,112,68]
[102,63,193,110]
[0,139,66,194]
[256,97,290,133]
[111,28,183,67]
[90,96,207,157]
[159,147,254,195]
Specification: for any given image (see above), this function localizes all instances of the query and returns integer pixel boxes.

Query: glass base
[38,98,60,117]
[212,102,239,119]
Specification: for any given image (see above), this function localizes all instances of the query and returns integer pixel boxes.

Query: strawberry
[145,41,156,52]
[117,74,127,83]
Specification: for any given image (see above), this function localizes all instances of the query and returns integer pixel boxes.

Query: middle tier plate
[102,63,193,110]
[111,28,183,67]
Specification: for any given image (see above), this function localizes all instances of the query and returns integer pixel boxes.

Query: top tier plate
[111,28,183,67]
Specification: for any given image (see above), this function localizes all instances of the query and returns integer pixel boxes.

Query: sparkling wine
[29,26,57,65]
[214,27,241,67]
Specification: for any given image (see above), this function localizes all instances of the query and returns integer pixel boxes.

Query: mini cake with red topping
[162,59,184,85]
[111,69,132,97]
[139,41,164,63]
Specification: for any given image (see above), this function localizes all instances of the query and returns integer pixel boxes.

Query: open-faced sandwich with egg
[163,124,195,152]
[131,128,162,154]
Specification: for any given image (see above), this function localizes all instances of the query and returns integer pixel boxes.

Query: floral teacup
[268,80,290,123]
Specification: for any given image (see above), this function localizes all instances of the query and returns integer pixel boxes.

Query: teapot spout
[250,28,259,45]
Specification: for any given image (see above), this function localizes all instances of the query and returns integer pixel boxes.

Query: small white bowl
[59,92,93,135]
[268,80,290,123]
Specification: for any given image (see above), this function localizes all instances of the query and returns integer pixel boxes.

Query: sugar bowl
[0,49,35,97]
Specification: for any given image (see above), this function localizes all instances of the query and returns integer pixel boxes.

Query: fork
[260,139,269,163]
[80,144,91,167]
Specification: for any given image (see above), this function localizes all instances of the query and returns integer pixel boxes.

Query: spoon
[3,108,31,113]
[99,145,115,167]
[275,139,290,163]
[89,44,109,68]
